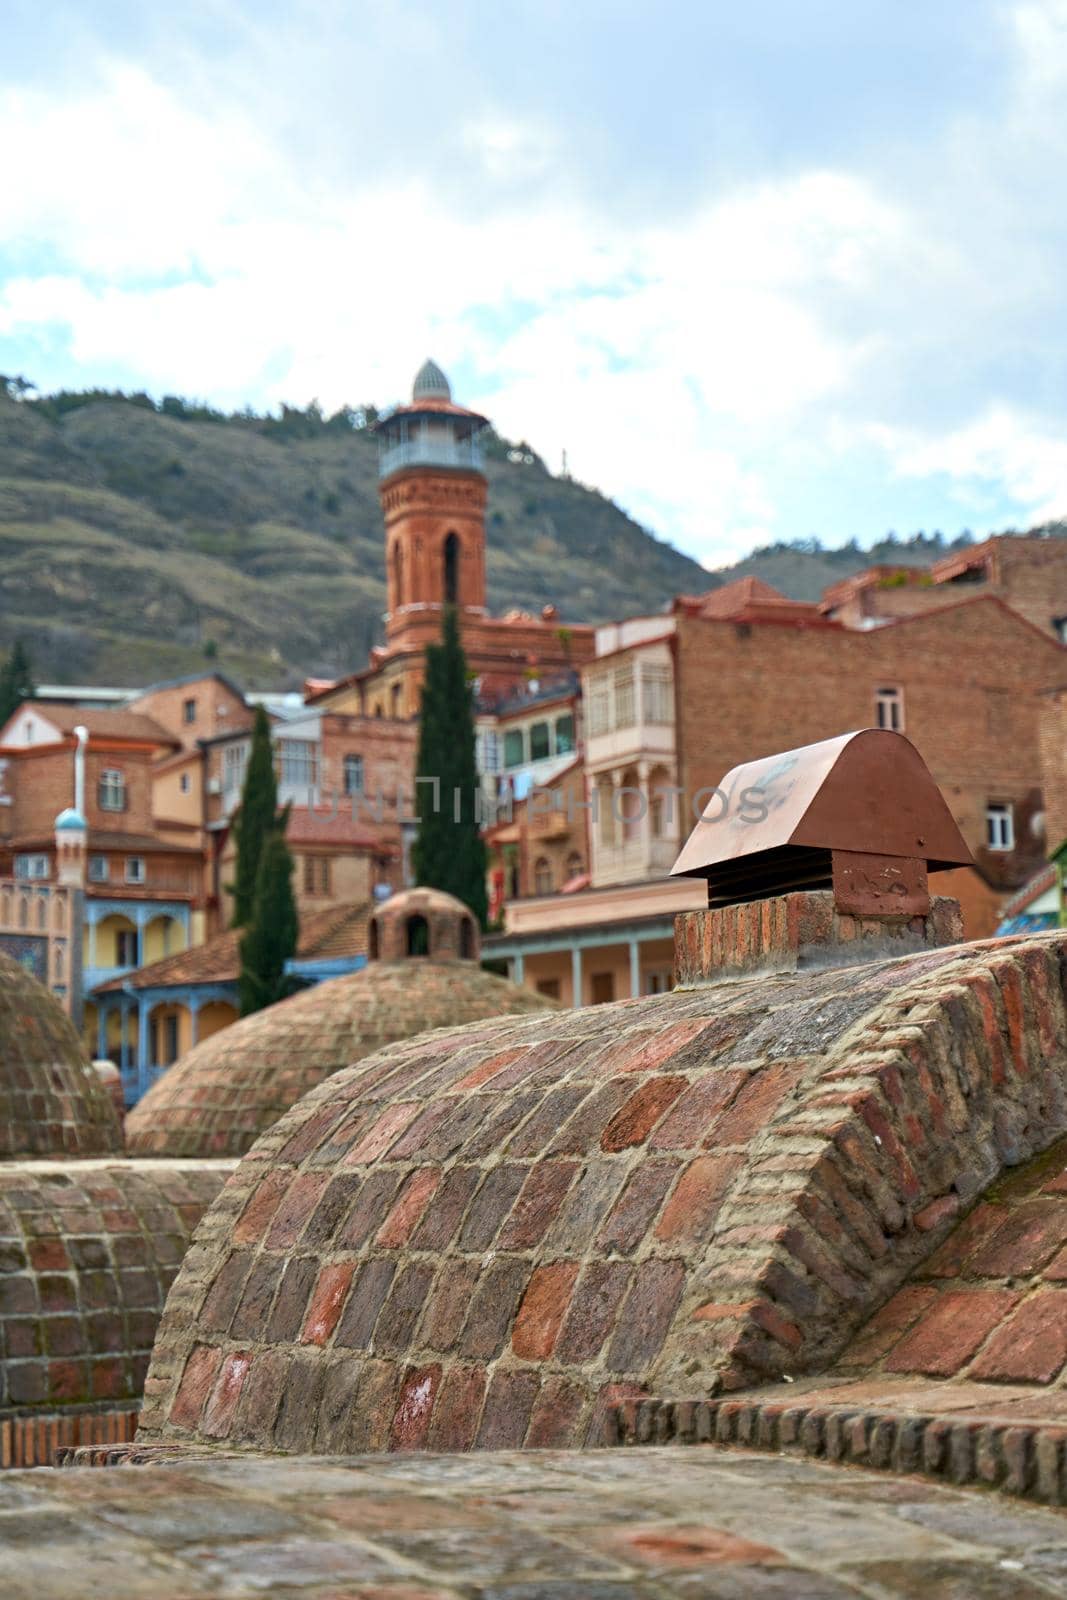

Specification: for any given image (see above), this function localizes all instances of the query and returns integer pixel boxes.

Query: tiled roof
[94,901,370,992]
[1,831,202,855]
[285,806,398,852]
[14,703,177,746]
[690,576,786,617]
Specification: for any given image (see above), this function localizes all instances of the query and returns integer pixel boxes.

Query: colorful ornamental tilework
[125,962,558,1159]
[141,930,1067,1454]
[0,1161,231,1415]
[0,954,121,1157]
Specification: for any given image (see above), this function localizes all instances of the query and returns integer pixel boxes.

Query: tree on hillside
[229,706,279,927]
[238,824,298,1016]
[412,606,488,926]
[0,640,35,726]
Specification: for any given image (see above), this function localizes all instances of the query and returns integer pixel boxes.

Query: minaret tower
[374,361,489,650]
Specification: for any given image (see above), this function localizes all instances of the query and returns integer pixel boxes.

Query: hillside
[0,388,717,688]
[0,384,1015,688]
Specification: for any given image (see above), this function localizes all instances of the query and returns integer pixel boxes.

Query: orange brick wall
[130,676,252,750]
[0,744,158,840]
[674,596,1065,920]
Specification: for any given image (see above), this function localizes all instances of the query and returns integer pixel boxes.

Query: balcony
[379,435,484,480]
[593,837,679,886]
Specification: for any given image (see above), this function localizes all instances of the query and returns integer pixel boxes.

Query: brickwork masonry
[138,921,1067,1454]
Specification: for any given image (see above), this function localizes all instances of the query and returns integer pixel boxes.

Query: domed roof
[124,957,557,1158]
[0,953,121,1156]
[412,359,451,403]
[138,927,1067,1458]
[0,1161,229,1420]
[54,807,87,832]
[369,886,481,963]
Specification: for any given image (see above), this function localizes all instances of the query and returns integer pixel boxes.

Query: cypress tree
[0,640,35,726]
[238,823,298,1015]
[229,705,278,927]
[412,606,488,926]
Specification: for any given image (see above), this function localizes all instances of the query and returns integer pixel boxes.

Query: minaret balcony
[378,433,484,479]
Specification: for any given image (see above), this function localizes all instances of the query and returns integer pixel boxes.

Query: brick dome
[0,953,121,1157]
[0,1161,229,1424]
[139,924,1067,1456]
[124,952,555,1159]
[368,886,480,963]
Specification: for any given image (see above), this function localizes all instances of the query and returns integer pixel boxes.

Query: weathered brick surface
[27,1446,1067,1594]
[137,928,1067,1454]
[0,1161,230,1420]
[0,955,121,1157]
[125,958,556,1159]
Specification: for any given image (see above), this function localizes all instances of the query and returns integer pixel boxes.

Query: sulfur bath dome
[138,894,1067,1456]
[0,952,121,1157]
[124,889,557,1159]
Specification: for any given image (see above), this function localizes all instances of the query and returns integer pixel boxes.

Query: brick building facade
[672,592,1063,935]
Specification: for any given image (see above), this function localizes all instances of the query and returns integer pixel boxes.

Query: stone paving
[7,1447,1067,1598]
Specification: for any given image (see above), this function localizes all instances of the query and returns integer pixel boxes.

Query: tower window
[875,687,904,732]
[443,532,460,606]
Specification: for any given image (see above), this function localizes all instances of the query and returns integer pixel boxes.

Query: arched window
[565,851,583,882]
[406,913,430,957]
[392,539,404,608]
[369,920,380,961]
[459,917,475,960]
[443,532,460,606]
[534,857,553,895]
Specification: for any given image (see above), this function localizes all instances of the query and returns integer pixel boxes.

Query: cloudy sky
[1,1,1066,568]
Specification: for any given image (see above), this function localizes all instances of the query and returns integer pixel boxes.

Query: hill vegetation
[0,377,1039,688]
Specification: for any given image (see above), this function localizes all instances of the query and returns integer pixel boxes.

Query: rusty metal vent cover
[671,729,973,909]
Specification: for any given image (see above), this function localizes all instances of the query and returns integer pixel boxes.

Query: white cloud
[1,17,1066,567]
[869,408,1067,526]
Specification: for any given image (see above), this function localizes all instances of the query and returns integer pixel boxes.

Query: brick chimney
[670,729,973,983]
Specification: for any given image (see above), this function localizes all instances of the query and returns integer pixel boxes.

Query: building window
[530,721,551,762]
[14,854,49,880]
[876,687,904,732]
[587,680,610,738]
[278,739,317,788]
[533,857,553,895]
[98,769,126,812]
[565,851,583,881]
[125,857,145,884]
[180,772,191,794]
[223,744,248,794]
[642,669,673,725]
[303,856,331,895]
[986,803,1014,851]
[88,855,109,883]
[591,972,615,1005]
[116,929,139,966]
[343,754,364,796]
[183,698,197,724]
[614,671,636,729]
[555,713,575,755]
[504,729,526,769]
[1054,616,1067,644]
